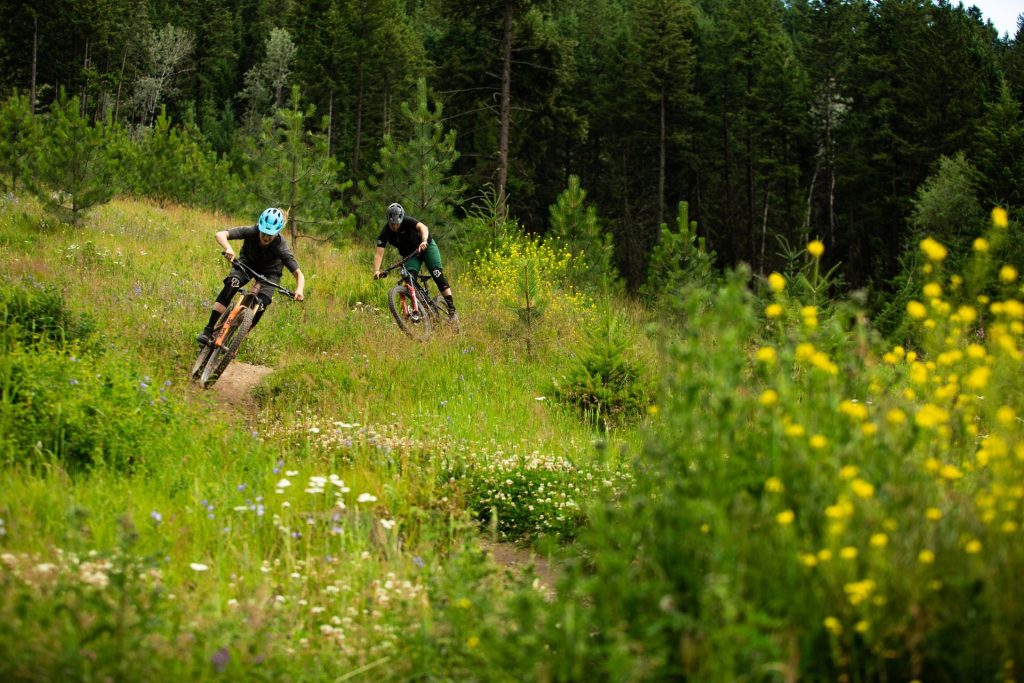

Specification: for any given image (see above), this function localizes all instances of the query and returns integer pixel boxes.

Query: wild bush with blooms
[469,234,595,347]
[554,211,1024,681]
[445,446,631,542]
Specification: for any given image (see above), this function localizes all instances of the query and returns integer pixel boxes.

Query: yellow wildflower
[759,389,779,406]
[466,635,480,648]
[907,300,927,319]
[861,422,878,436]
[755,346,777,364]
[855,620,870,633]
[823,616,842,635]
[870,533,888,548]
[840,546,858,560]
[851,479,875,499]
[992,206,1009,228]
[918,549,935,564]
[923,282,942,298]
[765,477,784,493]
[799,553,818,567]
[973,237,990,252]
[887,408,907,424]
[920,237,948,261]
[997,406,1016,424]
[817,549,833,562]
[807,240,825,258]
[776,510,795,526]
[964,539,982,554]
[939,464,963,480]
[839,465,859,480]
[768,272,786,292]
[795,343,815,361]
[925,507,943,521]
[809,434,828,449]
[1000,265,1018,283]
[785,423,806,438]
[765,302,783,318]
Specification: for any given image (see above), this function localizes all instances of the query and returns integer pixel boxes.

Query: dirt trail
[210,361,273,406]
[479,540,559,600]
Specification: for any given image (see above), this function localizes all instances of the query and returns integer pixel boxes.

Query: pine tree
[26,91,118,226]
[0,91,39,194]
[640,200,716,305]
[547,174,619,293]
[246,86,350,246]
[357,78,463,238]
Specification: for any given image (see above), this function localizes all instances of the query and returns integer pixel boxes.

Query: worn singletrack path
[209,361,273,405]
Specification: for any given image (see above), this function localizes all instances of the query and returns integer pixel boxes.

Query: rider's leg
[198,272,246,344]
[250,292,273,329]
[422,243,456,315]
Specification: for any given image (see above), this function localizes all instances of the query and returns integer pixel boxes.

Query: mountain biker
[372,202,457,320]
[196,207,305,345]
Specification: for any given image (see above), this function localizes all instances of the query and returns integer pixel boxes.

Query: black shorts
[225,266,280,303]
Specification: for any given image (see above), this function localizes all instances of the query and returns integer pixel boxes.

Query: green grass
[0,193,643,680]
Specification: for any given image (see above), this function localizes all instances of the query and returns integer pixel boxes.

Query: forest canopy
[0,0,1021,296]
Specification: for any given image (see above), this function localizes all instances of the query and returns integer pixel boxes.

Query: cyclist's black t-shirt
[376,216,436,257]
[226,225,300,280]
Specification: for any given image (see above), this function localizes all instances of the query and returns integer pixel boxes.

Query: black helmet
[386,202,405,224]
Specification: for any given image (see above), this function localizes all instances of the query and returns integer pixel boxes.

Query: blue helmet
[258,207,285,236]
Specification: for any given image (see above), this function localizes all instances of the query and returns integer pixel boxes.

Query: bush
[551,217,1024,679]
[0,279,94,350]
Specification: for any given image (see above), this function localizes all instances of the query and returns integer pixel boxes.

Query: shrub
[0,279,94,350]
[552,217,1024,679]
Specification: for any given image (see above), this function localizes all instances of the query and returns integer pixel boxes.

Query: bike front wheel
[200,306,255,387]
[388,285,432,341]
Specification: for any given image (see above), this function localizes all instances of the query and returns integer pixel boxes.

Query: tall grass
[0,193,637,679]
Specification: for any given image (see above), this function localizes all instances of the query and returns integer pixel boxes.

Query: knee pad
[431,268,450,292]
[256,293,272,312]
[215,281,239,307]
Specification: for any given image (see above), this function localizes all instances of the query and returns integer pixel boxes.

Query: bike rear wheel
[200,306,255,387]
[388,284,432,341]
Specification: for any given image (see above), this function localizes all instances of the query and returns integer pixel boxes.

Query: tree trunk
[353,61,364,175]
[327,89,334,158]
[657,83,666,229]
[497,0,514,219]
[30,12,38,115]
[113,44,128,122]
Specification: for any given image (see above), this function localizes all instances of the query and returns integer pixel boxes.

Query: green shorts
[403,241,443,276]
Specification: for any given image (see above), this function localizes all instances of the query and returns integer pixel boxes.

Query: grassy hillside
[4,195,1023,681]
[0,195,648,680]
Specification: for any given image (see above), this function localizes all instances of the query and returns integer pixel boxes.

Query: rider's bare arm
[215,230,234,260]
[416,222,429,251]
[292,268,306,301]
[373,246,386,277]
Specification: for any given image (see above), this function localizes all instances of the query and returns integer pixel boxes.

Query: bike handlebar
[375,251,419,279]
[230,258,300,299]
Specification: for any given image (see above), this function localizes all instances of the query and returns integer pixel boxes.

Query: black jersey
[226,225,300,279]
[376,216,435,257]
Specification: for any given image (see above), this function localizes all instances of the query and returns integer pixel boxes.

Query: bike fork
[403,285,420,319]
[214,305,243,347]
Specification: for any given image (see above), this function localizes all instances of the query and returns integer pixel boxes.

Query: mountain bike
[375,252,458,341]
[190,260,298,388]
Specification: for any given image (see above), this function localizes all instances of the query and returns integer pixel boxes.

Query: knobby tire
[200,306,255,387]
[388,284,432,341]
